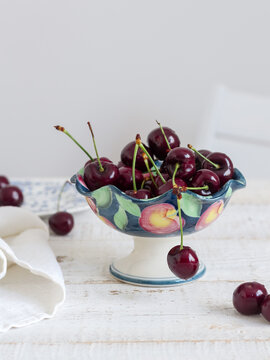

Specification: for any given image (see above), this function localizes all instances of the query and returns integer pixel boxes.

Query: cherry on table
[261,295,270,322]
[0,185,23,206]
[49,211,74,235]
[147,126,180,160]
[167,245,199,280]
[0,176,9,189]
[233,282,267,315]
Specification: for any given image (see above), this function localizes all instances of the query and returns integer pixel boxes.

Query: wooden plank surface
[0,180,270,359]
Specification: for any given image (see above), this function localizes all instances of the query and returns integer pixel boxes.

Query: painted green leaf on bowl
[114,207,128,230]
[181,192,202,218]
[92,187,112,208]
[115,194,141,217]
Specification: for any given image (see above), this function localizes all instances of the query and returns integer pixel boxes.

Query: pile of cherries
[233,281,270,323]
[0,176,24,207]
[55,121,235,280]
[55,121,234,200]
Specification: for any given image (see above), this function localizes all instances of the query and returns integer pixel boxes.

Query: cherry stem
[132,143,139,192]
[187,185,209,191]
[156,120,171,150]
[87,122,104,172]
[54,126,94,161]
[188,144,220,169]
[177,196,184,251]
[172,163,180,186]
[143,154,157,188]
[138,142,166,184]
[57,180,70,212]
[171,163,183,251]
[140,178,146,189]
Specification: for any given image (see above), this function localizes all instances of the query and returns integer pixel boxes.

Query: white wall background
[1,0,270,178]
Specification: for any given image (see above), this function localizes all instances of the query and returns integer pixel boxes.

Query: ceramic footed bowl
[71,168,246,287]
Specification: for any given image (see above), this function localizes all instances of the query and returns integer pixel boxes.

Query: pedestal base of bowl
[110,236,206,287]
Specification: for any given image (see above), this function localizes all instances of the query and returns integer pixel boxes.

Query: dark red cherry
[121,141,154,172]
[0,185,23,206]
[117,161,125,168]
[117,166,144,191]
[157,178,187,196]
[261,295,270,322]
[84,161,119,191]
[84,157,112,168]
[155,173,170,188]
[203,152,234,187]
[233,282,267,315]
[125,189,151,199]
[147,127,180,160]
[195,149,211,170]
[190,169,220,196]
[167,245,199,280]
[49,211,74,235]
[166,148,196,180]
[0,176,9,189]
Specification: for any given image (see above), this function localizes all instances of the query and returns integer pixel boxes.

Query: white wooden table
[1,180,270,359]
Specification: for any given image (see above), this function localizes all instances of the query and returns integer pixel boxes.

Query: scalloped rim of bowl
[71,168,246,203]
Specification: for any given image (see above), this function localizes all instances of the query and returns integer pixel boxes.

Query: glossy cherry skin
[195,149,211,170]
[84,157,112,168]
[157,178,187,196]
[233,282,267,315]
[203,152,234,187]
[191,169,220,196]
[166,147,196,180]
[125,189,151,199]
[117,166,144,191]
[0,176,9,189]
[121,141,154,172]
[167,246,199,280]
[155,173,170,188]
[261,295,270,322]
[49,211,74,235]
[84,161,119,191]
[147,127,180,160]
[0,186,23,206]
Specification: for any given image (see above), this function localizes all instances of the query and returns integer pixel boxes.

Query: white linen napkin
[0,206,65,332]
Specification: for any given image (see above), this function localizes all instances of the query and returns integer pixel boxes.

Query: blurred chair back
[199,85,270,179]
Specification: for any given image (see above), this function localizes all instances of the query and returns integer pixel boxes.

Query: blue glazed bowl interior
[71,168,246,237]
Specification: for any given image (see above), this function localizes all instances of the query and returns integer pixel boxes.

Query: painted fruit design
[195,200,224,231]
[139,203,185,234]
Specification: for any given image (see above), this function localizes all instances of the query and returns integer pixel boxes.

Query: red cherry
[49,211,74,235]
[157,178,187,196]
[125,189,151,199]
[261,295,270,322]
[117,166,144,191]
[203,152,234,187]
[147,126,180,160]
[166,148,196,180]
[167,246,199,280]
[0,186,23,206]
[190,169,220,196]
[233,282,267,315]
[121,141,154,172]
[84,160,119,191]
[0,176,9,189]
